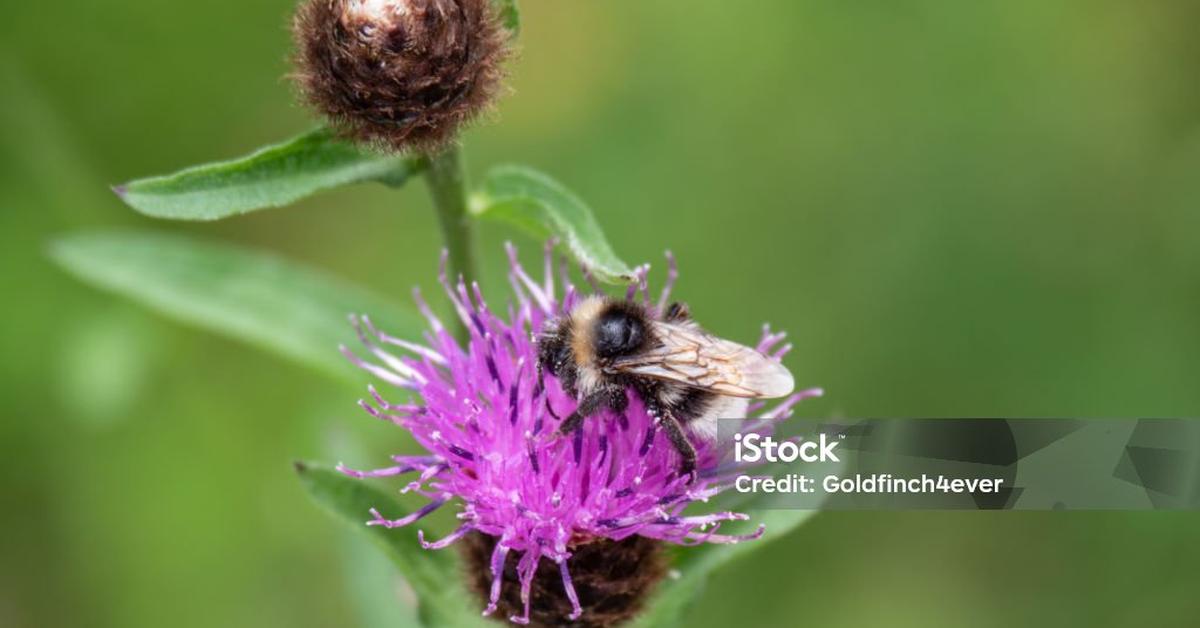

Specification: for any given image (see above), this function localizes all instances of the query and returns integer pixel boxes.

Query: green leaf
[114,128,419,221]
[631,508,823,628]
[331,431,423,628]
[469,165,634,283]
[491,0,520,37]
[49,230,423,383]
[295,463,486,628]
[341,523,421,628]
[634,446,845,628]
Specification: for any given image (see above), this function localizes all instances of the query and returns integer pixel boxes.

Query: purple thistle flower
[340,244,821,625]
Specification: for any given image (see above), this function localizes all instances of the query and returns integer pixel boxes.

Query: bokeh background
[4,1,1200,626]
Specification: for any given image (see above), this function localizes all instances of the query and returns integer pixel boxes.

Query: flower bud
[292,0,510,153]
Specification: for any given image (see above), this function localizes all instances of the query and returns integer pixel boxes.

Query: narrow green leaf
[295,463,486,628]
[491,0,520,36]
[341,518,421,628]
[633,567,707,628]
[469,165,634,283]
[631,509,823,628]
[634,448,845,628]
[49,230,423,383]
[114,128,419,221]
[332,431,421,628]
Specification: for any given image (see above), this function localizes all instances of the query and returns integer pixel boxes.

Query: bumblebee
[537,295,795,476]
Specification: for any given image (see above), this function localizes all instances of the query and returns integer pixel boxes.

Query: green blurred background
[3,1,1200,626]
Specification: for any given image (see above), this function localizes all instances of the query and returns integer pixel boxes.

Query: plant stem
[423,145,475,341]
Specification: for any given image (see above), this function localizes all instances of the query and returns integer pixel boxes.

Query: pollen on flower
[340,243,822,626]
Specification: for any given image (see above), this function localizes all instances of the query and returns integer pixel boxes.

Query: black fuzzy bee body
[537,297,724,476]
[537,293,794,477]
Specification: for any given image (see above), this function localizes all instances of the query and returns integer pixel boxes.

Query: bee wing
[609,322,794,398]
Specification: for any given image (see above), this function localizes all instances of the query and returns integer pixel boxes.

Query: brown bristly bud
[460,532,668,627]
[292,0,510,153]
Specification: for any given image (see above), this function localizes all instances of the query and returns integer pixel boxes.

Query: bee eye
[594,310,643,358]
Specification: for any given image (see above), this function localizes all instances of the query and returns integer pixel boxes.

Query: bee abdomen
[669,387,714,425]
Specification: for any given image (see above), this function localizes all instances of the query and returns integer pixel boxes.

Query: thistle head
[292,0,510,153]
[340,245,821,625]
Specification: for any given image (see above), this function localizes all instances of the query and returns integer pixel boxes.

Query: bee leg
[659,411,698,481]
[557,387,627,436]
[557,390,605,435]
[537,363,562,421]
[544,397,562,422]
[665,301,691,322]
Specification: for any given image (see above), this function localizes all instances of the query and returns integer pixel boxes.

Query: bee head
[593,302,647,359]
